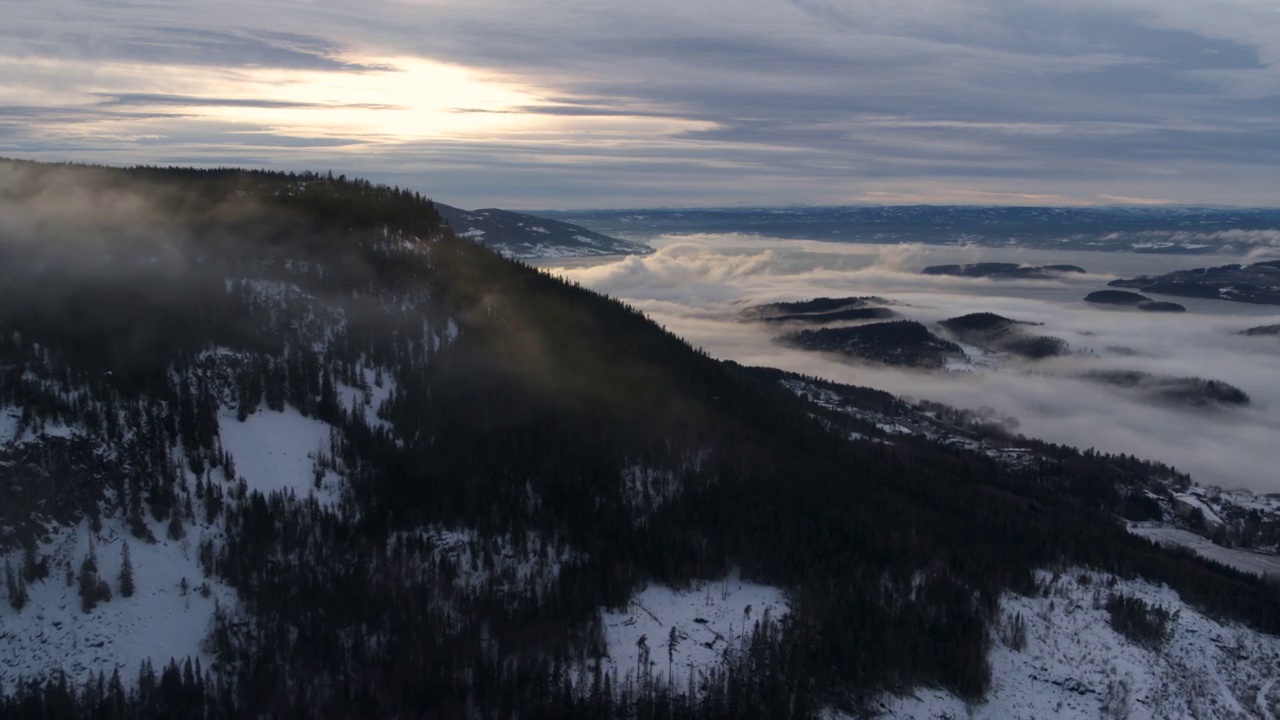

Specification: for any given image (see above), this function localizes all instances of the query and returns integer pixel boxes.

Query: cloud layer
[548,237,1280,491]
[3,0,1280,207]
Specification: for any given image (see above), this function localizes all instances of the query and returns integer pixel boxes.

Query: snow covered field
[0,408,18,445]
[599,571,789,692]
[1129,523,1280,578]
[874,569,1280,720]
[218,406,342,506]
[0,517,236,688]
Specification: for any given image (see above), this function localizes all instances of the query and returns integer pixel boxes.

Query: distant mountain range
[434,203,651,259]
[532,205,1280,255]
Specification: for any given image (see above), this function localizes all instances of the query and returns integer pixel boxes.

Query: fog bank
[546,236,1280,491]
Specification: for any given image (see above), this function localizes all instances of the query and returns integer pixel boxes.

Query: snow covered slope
[599,571,789,692]
[1129,524,1280,578]
[0,276,463,691]
[0,512,236,687]
[874,569,1280,720]
[218,407,341,506]
[435,203,651,259]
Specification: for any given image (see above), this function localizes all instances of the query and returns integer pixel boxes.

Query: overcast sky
[3,0,1279,208]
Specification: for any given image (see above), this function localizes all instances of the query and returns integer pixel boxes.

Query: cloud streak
[2,0,1280,206]
[95,94,405,111]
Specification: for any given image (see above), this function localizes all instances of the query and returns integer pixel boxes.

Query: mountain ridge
[434,202,650,259]
[0,159,1277,719]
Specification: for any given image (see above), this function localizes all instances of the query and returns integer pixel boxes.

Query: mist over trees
[0,160,1277,718]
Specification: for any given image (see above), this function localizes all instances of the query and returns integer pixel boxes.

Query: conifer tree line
[0,159,1276,718]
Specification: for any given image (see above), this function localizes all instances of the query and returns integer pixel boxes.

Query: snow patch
[600,571,788,692]
[876,569,1280,719]
[0,408,20,445]
[217,407,339,505]
[1129,523,1280,578]
[336,365,396,433]
[0,519,236,686]
[1173,493,1225,529]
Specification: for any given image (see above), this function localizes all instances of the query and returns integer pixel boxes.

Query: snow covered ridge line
[435,201,652,259]
[493,241,653,260]
[782,374,1280,576]
[874,568,1280,720]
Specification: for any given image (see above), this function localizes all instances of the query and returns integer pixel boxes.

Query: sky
[3,0,1280,209]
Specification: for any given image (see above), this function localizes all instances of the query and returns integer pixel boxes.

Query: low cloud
[548,236,1280,490]
[96,93,404,111]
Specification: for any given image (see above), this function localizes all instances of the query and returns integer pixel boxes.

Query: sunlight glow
[0,51,714,152]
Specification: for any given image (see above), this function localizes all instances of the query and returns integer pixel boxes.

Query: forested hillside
[0,160,1277,719]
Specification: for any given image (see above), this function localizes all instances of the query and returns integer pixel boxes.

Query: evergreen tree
[167,508,185,541]
[119,541,135,598]
[78,539,106,613]
[22,543,47,582]
[127,485,151,541]
[14,575,27,612]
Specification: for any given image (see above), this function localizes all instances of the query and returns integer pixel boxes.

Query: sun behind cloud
[0,48,712,158]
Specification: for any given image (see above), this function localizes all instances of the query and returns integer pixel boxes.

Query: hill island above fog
[922,262,1086,279]
[938,313,1069,359]
[741,296,897,324]
[1084,290,1186,312]
[1110,260,1280,305]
